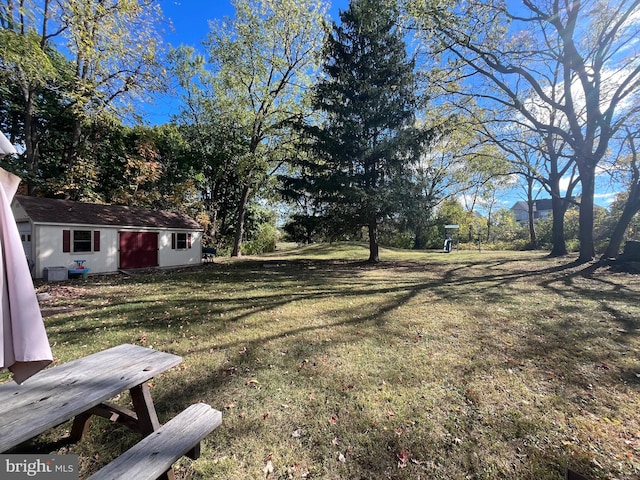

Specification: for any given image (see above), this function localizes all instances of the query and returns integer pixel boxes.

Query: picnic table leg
[129,383,161,433]
[69,411,93,442]
[129,383,175,480]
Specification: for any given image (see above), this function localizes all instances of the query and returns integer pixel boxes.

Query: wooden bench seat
[87,403,222,480]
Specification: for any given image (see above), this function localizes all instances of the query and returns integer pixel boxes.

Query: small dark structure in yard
[611,240,640,273]
[444,224,458,253]
[566,468,590,480]
[202,247,217,262]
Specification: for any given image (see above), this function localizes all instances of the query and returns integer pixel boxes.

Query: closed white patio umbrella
[0,130,16,157]
[0,131,53,383]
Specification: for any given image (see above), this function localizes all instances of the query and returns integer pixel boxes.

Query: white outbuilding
[12,195,203,279]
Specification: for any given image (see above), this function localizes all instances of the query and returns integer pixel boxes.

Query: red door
[119,232,158,269]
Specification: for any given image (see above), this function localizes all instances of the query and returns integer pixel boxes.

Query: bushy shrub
[509,238,530,250]
[456,238,533,251]
[242,223,278,255]
[457,241,481,251]
[565,238,580,252]
[379,230,414,249]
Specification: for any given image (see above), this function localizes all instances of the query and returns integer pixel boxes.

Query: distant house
[12,195,203,279]
[510,199,554,225]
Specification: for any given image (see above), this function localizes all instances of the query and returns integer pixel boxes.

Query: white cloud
[594,191,618,207]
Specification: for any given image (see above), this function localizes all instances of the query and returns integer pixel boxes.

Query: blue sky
[158,0,349,49]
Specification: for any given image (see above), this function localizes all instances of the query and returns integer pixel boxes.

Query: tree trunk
[368,216,379,263]
[413,224,426,250]
[603,204,639,259]
[61,117,84,198]
[526,177,537,249]
[577,168,596,262]
[527,200,537,249]
[547,160,572,257]
[602,184,640,259]
[549,195,568,256]
[71,118,82,159]
[547,158,568,256]
[231,184,251,257]
[23,91,39,195]
[209,206,219,247]
[603,131,640,260]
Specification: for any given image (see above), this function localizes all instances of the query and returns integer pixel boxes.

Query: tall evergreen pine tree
[296,0,418,262]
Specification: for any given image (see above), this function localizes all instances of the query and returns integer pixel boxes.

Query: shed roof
[14,195,202,230]
[533,198,553,211]
[510,198,554,212]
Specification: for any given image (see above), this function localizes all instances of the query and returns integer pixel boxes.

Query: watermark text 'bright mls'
[1,455,78,479]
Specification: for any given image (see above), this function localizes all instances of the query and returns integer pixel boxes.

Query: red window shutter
[171,233,176,249]
[63,230,71,252]
[93,231,100,252]
[187,233,192,249]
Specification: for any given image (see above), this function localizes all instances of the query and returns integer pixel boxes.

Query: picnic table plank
[87,403,222,480]
[0,344,181,453]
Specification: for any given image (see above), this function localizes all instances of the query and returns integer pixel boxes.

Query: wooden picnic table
[0,343,181,454]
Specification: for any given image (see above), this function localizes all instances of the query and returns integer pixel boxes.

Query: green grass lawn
[8,244,640,479]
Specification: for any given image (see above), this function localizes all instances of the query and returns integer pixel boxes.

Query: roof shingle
[14,196,201,230]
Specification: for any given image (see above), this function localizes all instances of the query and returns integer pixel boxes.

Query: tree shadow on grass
[40,253,640,479]
[152,259,634,477]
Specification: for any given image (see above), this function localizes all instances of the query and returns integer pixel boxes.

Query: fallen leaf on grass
[397,449,410,468]
[263,460,274,477]
[338,453,346,463]
[332,437,340,445]
[286,463,309,478]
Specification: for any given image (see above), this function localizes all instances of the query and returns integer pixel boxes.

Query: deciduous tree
[603,123,640,258]
[202,0,327,256]
[407,0,640,262]
[0,0,165,196]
